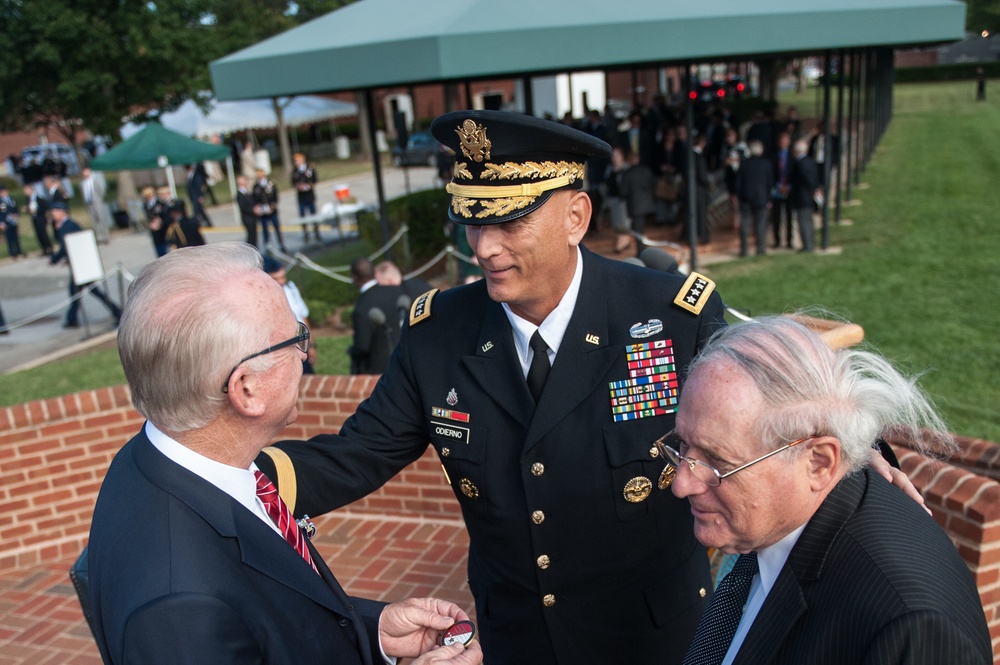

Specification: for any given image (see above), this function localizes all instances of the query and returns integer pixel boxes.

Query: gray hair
[118,243,274,432]
[748,140,764,157]
[687,316,954,473]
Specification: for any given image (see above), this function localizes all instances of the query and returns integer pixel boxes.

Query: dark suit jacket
[351,283,406,374]
[788,155,819,210]
[88,429,386,665]
[236,189,256,226]
[735,155,775,209]
[50,218,82,265]
[260,247,726,665]
[732,469,991,664]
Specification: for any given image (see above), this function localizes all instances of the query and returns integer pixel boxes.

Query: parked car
[392,131,440,167]
[20,143,81,177]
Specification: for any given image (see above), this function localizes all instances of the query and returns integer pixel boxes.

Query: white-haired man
[666,316,991,664]
[87,243,481,665]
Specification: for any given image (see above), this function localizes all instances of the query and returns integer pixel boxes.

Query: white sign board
[65,229,105,285]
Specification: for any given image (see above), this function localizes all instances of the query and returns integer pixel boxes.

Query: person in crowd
[81,167,110,245]
[236,175,258,249]
[22,184,53,256]
[688,132,712,245]
[185,163,213,227]
[605,146,632,253]
[735,140,774,257]
[253,168,286,253]
[653,125,684,225]
[263,255,317,374]
[164,203,206,250]
[87,242,482,665]
[292,152,321,243]
[619,148,656,249]
[0,184,24,259]
[373,260,433,300]
[976,66,987,101]
[48,201,121,328]
[669,316,992,664]
[240,141,257,180]
[722,127,748,235]
[347,256,405,375]
[789,139,820,253]
[770,131,794,249]
[141,187,170,258]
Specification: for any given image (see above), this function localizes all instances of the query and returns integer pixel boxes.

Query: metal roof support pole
[522,76,534,116]
[364,88,392,258]
[684,64,698,272]
[835,48,847,223]
[845,49,857,201]
[820,50,832,251]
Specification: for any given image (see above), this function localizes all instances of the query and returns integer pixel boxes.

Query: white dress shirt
[283,281,310,321]
[503,246,584,378]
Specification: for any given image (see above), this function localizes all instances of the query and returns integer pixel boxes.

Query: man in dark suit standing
[22,184,53,256]
[252,167,286,253]
[348,257,405,374]
[185,163,213,227]
[669,316,992,665]
[734,140,774,257]
[770,132,793,249]
[48,201,122,328]
[236,175,258,248]
[87,243,482,665]
[788,139,820,252]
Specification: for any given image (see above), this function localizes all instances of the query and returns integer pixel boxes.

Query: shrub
[356,188,452,270]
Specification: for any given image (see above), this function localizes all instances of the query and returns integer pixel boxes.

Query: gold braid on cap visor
[446,160,586,219]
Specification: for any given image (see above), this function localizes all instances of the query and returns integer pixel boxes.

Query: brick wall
[2,375,999,655]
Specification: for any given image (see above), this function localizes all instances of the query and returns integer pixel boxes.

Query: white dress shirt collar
[503,246,584,378]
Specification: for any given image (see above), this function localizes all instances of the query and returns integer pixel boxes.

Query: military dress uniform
[258,111,726,665]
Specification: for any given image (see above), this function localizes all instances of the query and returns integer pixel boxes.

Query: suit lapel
[463,299,534,428]
[524,248,618,453]
[733,472,867,664]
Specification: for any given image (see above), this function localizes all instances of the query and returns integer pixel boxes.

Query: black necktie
[526,331,550,403]
[683,552,759,665]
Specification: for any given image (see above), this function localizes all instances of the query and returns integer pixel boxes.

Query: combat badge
[409,289,438,326]
[441,620,477,647]
[623,476,653,503]
[629,319,663,339]
[673,272,716,316]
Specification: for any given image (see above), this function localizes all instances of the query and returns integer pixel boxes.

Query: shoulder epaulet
[673,272,716,315]
[409,288,439,326]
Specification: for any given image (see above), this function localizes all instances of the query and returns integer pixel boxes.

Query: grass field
[2,81,997,441]
[713,80,999,441]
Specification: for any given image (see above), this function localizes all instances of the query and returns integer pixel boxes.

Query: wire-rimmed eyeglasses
[221,321,309,393]
[654,429,816,487]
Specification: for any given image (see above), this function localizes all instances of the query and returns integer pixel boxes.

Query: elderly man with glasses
[86,243,482,665]
[664,316,990,665]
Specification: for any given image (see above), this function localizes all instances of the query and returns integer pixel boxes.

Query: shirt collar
[503,246,584,368]
[359,279,377,294]
[144,421,260,517]
[755,522,807,592]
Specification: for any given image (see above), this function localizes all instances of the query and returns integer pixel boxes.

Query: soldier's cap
[430,110,610,225]
[261,255,283,275]
[49,200,68,211]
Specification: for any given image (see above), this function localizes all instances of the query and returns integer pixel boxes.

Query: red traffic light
[688,90,697,100]
[716,88,726,98]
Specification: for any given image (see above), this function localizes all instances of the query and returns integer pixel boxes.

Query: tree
[965,0,1000,32]
[0,0,217,144]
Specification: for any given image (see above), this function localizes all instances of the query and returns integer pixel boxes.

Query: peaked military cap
[49,200,69,211]
[431,110,611,225]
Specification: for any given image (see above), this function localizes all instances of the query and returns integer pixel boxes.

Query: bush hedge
[356,188,452,270]
[895,62,1000,83]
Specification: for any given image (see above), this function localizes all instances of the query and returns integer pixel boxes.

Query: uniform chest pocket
[604,422,671,522]
[430,422,488,513]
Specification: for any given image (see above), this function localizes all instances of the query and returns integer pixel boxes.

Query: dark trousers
[242,217,258,249]
[771,197,793,247]
[739,204,769,256]
[3,222,22,257]
[191,198,212,227]
[33,217,53,255]
[66,279,121,326]
[796,207,815,251]
[298,199,320,241]
[258,214,286,251]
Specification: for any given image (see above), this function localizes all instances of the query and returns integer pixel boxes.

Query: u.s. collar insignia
[446,388,459,406]
[456,119,491,162]
[673,272,716,316]
[629,319,663,339]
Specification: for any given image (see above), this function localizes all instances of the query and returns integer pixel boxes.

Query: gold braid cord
[480,161,584,182]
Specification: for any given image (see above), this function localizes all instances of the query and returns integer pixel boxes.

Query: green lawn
[2,81,997,441]
[712,80,999,441]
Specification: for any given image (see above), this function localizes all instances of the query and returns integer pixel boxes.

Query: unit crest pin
[446,388,459,406]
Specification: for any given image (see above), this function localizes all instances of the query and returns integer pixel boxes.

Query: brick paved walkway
[0,512,472,664]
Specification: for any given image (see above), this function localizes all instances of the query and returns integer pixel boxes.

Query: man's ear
[226,368,267,418]
[566,190,592,246]
[806,436,841,491]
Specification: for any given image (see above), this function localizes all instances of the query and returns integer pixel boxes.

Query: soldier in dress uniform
[291,152,320,243]
[142,187,169,257]
[253,168,286,253]
[255,110,724,665]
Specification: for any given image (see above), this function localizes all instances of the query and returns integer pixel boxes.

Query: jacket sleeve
[120,593,262,665]
[862,610,992,664]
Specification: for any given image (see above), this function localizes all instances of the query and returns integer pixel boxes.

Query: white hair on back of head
[118,243,272,432]
[688,316,954,473]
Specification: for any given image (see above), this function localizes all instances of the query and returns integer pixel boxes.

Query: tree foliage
[0,0,355,143]
[964,0,1000,32]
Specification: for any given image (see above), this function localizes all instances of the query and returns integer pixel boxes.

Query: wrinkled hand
[869,447,930,515]
[411,640,483,664]
[379,597,470,658]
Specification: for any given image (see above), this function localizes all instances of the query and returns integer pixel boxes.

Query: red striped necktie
[254,470,318,574]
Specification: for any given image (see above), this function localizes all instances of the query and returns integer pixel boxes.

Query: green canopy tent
[91,122,236,223]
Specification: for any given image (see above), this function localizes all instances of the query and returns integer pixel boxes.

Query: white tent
[121,95,358,140]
